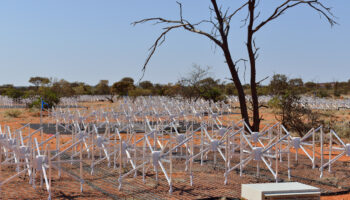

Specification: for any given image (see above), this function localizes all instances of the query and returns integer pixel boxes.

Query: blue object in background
[41,99,49,110]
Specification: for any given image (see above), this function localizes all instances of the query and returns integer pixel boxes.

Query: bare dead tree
[133,0,252,130]
[133,0,336,131]
[245,0,336,131]
[178,64,211,101]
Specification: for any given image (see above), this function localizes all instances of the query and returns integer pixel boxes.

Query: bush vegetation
[268,74,326,136]
[4,109,22,118]
[0,72,349,108]
[332,121,350,139]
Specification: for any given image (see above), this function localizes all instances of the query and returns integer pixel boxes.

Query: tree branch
[253,0,337,33]
[133,2,228,78]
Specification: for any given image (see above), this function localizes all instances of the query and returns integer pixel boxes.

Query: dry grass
[4,109,22,118]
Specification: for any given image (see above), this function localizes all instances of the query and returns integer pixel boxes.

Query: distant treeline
[0,74,349,105]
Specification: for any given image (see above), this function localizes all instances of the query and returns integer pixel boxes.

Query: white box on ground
[241,182,320,200]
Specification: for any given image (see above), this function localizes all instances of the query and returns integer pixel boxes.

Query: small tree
[164,83,181,97]
[51,79,75,97]
[73,83,92,95]
[225,83,237,96]
[268,75,323,137]
[289,78,303,88]
[152,84,166,96]
[269,74,289,95]
[198,77,225,102]
[129,88,152,100]
[29,77,50,87]
[5,87,24,100]
[29,87,60,109]
[95,80,110,95]
[111,78,135,96]
[333,81,340,97]
[273,91,323,137]
[120,77,134,85]
[178,65,211,101]
[139,81,154,90]
[305,82,317,90]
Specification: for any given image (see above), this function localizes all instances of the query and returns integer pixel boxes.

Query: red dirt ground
[0,104,349,199]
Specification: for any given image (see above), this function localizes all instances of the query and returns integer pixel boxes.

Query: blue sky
[0,0,349,86]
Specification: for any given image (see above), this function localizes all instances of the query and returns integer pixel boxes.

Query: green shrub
[200,87,225,102]
[128,88,152,100]
[27,107,40,117]
[317,89,330,98]
[332,121,350,139]
[4,88,24,100]
[4,109,22,118]
[272,91,324,137]
[267,96,281,109]
[28,87,59,109]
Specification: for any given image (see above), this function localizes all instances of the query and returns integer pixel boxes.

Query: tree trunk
[221,43,251,130]
[247,0,260,131]
[211,0,252,130]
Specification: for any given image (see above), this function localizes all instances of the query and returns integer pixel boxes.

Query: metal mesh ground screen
[1,144,349,200]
